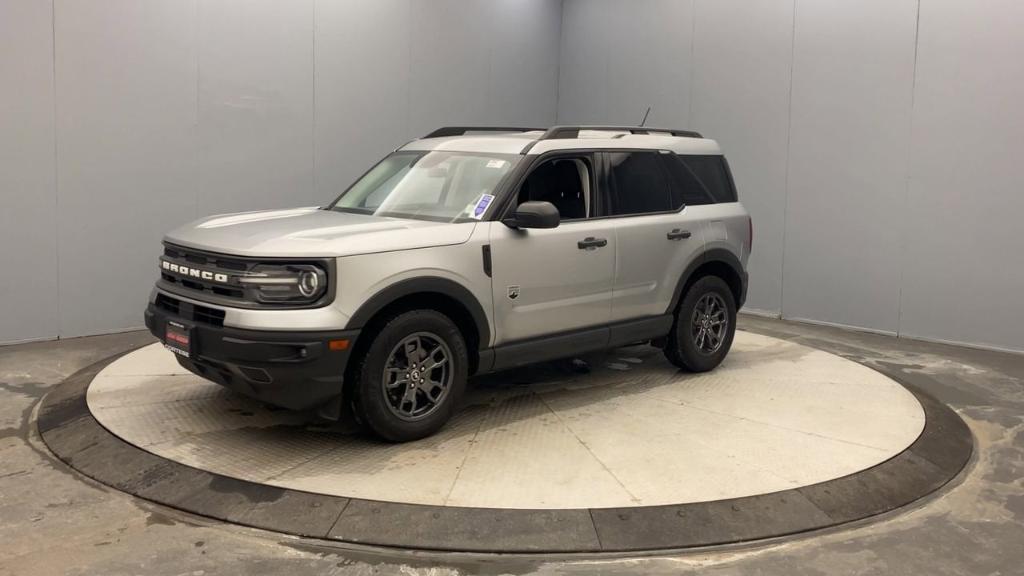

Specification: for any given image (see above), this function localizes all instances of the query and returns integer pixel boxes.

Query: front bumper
[145,302,359,411]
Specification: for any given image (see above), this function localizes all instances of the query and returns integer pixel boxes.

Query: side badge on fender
[507,285,520,300]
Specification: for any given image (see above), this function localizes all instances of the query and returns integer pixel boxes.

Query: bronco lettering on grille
[161,260,229,283]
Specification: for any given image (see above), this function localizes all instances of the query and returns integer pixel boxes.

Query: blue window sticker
[471,194,494,220]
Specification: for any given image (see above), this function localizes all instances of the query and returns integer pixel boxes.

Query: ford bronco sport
[145,125,751,441]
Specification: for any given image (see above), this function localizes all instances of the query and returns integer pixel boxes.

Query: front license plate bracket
[164,320,193,358]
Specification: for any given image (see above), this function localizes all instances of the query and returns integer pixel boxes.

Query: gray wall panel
[603,0,691,127]
[557,0,692,126]
[2,0,563,343]
[559,0,1023,351]
[899,0,1024,351]
[781,0,918,333]
[314,0,412,205]
[316,0,563,204]
[407,0,491,136]
[690,0,794,314]
[556,0,612,124]
[54,0,198,338]
[197,0,315,215]
[484,0,562,127]
[10,0,1019,351]
[0,0,58,343]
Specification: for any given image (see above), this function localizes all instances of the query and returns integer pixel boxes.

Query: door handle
[577,237,608,249]
[667,229,692,240]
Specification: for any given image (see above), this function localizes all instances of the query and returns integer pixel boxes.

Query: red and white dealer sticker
[164,321,192,358]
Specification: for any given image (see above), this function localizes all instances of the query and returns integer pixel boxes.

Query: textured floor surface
[87,331,924,508]
[1,316,1022,575]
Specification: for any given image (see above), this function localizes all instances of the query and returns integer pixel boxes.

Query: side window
[662,155,714,207]
[517,157,592,220]
[605,152,673,216]
[679,155,737,203]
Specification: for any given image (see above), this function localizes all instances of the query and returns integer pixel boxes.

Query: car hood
[164,207,477,257]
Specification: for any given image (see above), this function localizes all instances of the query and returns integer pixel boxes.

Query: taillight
[748,217,753,252]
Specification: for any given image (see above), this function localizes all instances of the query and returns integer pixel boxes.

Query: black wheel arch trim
[346,277,491,351]
[667,248,747,314]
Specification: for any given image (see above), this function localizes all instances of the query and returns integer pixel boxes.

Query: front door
[487,154,616,346]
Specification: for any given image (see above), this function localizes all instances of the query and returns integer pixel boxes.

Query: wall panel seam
[778,0,798,320]
[896,0,923,340]
[192,0,200,222]
[687,0,697,127]
[51,0,60,340]
[311,0,317,204]
[404,0,413,140]
[554,0,565,123]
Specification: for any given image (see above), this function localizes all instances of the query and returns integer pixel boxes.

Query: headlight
[238,263,327,304]
[297,269,321,297]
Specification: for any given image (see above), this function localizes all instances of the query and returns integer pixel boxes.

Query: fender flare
[666,249,747,314]
[347,277,491,349]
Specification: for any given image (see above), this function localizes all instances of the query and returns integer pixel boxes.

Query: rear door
[603,150,706,322]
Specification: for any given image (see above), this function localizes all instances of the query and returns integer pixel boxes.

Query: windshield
[328,151,520,223]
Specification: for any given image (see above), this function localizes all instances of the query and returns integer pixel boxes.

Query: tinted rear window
[662,155,714,206]
[606,151,673,215]
[677,155,737,204]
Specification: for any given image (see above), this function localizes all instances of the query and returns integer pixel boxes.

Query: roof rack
[424,126,545,138]
[537,125,703,140]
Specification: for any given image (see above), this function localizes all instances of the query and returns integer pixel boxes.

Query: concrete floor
[87,333,923,508]
[1,315,1022,575]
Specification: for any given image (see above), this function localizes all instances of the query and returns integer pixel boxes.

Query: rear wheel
[664,275,736,372]
[351,309,468,442]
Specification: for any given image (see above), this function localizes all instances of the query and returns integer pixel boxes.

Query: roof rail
[424,126,545,138]
[537,125,703,140]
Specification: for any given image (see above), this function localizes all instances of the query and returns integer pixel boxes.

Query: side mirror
[502,201,560,229]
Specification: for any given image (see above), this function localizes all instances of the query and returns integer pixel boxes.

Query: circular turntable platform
[87,332,923,508]
[38,329,972,553]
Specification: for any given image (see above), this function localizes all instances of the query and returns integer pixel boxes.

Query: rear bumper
[145,302,359,411]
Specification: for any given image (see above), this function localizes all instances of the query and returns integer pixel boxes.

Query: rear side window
[662,155,715,206]
[605,152,673,215]
[677,155,737,204]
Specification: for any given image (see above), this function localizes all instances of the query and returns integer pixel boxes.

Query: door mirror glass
[503,201,560,229]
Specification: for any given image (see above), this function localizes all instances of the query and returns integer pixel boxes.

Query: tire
[350,309,468,442]
[664,275,737,372]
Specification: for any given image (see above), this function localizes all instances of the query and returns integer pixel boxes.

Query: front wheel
[351,309,468,442]
[664,276,737,372]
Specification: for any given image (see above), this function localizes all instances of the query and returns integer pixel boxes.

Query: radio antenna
[639,106,651,127]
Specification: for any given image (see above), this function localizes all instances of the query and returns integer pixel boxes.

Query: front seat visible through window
[519,159,587,219]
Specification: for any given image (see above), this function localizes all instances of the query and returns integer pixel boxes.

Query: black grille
[160,244,252,302]
[158,242,333,309]
[165,245,248,271]
[155,293,226,327]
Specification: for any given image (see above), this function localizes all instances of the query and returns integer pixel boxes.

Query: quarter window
[678,155,737,203]
[606,152,673,216]
[662,155,714,207]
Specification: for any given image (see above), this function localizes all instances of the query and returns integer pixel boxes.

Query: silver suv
[145,126,751,441]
